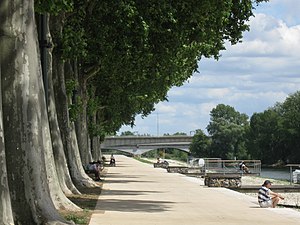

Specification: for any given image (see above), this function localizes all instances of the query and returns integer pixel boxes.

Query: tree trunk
[0,56,14,225]
[71,61,92,166]
[91,111,102,161]
[75,77,91,166]
[44,15,81,196]
[0,1,70,224]
[50,16,97,188]
[36,13,81,212]
[92,136,101,161]
[74,62,101,166]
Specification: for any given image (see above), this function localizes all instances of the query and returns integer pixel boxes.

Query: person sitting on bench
[86,161,102,181]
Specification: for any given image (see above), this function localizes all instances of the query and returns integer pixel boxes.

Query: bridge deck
[101,135,193,155]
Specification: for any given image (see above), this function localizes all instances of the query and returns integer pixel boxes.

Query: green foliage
[64,213,87,224]
[172,132,187,136]
[247,109,284,164]
[280,91,300,162]
[65,79,78,96]
[165,149,188,162]
[247,91,300,164]
[44,0,268,139]
[62,25,87,59]
[87,123,104,137]
[35,0,74,14]
[80,0,267,134]
[65,79,82,121]
[190,91,300,164]
[120,131,135,136]
[207,104,249,159]
[142,148,188,162]
[190,129,211,158]
[61,1,88,59]
[142,150,157,158]
[69,96,82,121]
[135,157,153,164]
[87,96,100,117]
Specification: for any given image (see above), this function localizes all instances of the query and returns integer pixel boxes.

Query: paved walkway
[89,156,300,225]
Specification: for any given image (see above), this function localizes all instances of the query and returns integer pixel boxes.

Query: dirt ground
[60,172,105,225]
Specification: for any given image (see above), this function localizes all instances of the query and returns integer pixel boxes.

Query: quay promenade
[89,155,300,225]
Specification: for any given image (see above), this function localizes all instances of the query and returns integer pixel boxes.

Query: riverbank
[141,157,300,209]
[241,176,300,209]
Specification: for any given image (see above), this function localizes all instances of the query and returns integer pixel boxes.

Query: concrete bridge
[100,135,193,155]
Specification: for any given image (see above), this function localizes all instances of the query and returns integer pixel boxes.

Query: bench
[153,162,169,168]
[167,166,205,175]
[204,173,242,188]
[167,166,189,173]
[84,162,104,174]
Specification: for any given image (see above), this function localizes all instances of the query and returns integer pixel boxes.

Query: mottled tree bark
[92,136,101,161]
[38,15,81,211]
[75,74,91,166]
[91,111,102,161]
[44,16,81,196]
[0,1,71,224]
[0,55,14,225]
[50,16,97,188]
[67,60,92,166]
[72,57,101,167]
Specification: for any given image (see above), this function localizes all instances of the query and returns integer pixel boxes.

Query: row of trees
[0,0,266,224]
[190,91,300,165]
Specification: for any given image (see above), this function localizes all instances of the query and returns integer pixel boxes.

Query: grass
[134,157,154,164]
[60,171,106,225]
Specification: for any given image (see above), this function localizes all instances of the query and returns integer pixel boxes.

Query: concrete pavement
[89,155,300,225]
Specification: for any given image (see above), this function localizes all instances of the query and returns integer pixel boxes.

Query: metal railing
[189,158,261,175]
[203,159,261,175]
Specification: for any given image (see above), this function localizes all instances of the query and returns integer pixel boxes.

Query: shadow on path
[96,199,174,213]
[101,189,162,196]
[105,179,155,184]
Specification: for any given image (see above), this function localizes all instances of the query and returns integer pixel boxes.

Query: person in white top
[258,180,284,208]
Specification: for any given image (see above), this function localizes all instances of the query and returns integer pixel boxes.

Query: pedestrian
[258,180,284,208]
[239,161,250,173]
[110,154,116,166]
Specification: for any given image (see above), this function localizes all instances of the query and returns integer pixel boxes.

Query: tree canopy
[247,91,300,164]
[47,0,268,135]
[206,104,249,159]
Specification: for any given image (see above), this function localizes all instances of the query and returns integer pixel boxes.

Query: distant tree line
[190,91,300,165]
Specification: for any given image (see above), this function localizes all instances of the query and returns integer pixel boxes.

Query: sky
[118,0,300,136]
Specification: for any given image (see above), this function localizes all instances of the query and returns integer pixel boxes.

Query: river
[260,167,292,181]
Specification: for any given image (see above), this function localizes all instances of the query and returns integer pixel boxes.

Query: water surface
[260,167,291,181]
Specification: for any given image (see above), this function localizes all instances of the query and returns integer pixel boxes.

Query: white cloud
[206,88,231,99]
[155,104,177,115]
[257,0,300,26]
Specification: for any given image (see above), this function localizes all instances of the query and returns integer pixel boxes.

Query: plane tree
[0,76,13,225]
[0,0,268,224]
[81,0,268,136]
[39,0,268,176]
[0,0,78,224]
